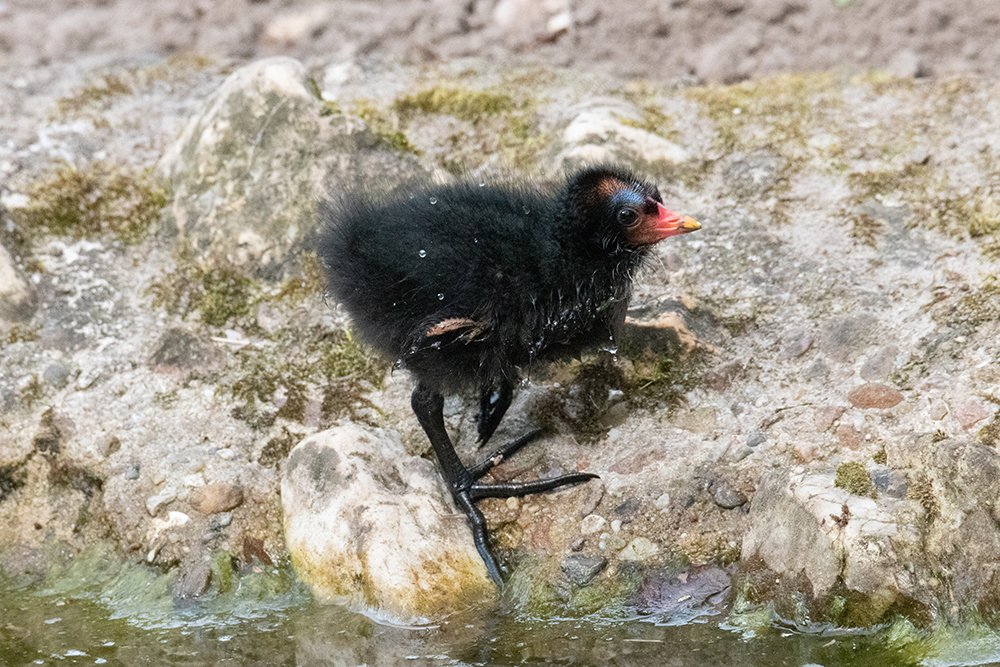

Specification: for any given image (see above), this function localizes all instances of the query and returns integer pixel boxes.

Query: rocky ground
[2,2,1000,631]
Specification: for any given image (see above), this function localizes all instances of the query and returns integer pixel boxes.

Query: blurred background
[2,0,1000,84]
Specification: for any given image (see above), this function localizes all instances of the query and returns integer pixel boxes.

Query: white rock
[281,424,495,624]
[619,537,660,561]
[581,513,607,534]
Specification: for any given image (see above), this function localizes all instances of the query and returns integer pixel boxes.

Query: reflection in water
[1,559,998,667]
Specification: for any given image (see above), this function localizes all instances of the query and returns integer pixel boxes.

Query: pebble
[619,537,660,561]
[836,423,862,450]
[191,482,245,514]
[42,363,72,388]
[581,514,607,534]
[928,401,948,421]
[712,482,747,509]
[953,401,991,430]
[813,405,847,432]
[210,511,233,531]
[611,519,622,533]
[746,429,767,447]
[146,491,176,517]
[561,554,608,586]
[847,383,904,409]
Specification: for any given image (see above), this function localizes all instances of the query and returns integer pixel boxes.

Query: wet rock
[742,434,1000,625]
[191,482,244,514]
[174,558,212,599]
[848,383,904,409]
[634,566,731,618]
[281,423,495,623]
[561,554,607,586]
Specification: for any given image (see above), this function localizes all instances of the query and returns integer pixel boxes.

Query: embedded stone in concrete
[281,423,495,624]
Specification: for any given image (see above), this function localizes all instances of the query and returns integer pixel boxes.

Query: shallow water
[2,554,1000,667]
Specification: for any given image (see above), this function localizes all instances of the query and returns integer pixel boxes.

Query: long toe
[470,472,599,500]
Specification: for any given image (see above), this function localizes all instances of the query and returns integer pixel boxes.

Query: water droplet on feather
[418,249,427,257]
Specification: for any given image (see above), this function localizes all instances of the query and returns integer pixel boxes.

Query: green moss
[835,461,876,498]
[10,161,169,246]
[318,100,342,117]
[978,416,1000,448]
[685,72,842,154]
[2,323,40,347]
[222,327,385,430]
[275,252,325,304]
[351,100,420,155]
[147,247,261,327]
[616,102,679,142]
[872,448,888,464]
[847,212,884,248]
[53,53,213,121]
[393,86,516,123]
[199,268,256,327]
[626,351,706,410]
[18,375,45,408]
[907,477,938,521]
[952,275,1000,328]
[209,549,237,594]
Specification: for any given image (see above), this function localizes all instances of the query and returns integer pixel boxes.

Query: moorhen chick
[319,165,700,584]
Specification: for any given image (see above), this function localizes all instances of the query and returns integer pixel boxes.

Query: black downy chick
[318,165,700,585]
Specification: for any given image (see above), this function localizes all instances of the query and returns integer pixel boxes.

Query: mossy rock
[158,57,426,274]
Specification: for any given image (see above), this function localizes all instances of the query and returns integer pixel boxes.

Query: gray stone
[42,363,71,388]
[871,467,909,498]
[712,480,748,509]
[746,429,767,447]
[819,314,879,364]
[561,554,608,586]
[860,346,898,382]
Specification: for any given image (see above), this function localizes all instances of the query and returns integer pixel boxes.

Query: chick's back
[319,180,562,383]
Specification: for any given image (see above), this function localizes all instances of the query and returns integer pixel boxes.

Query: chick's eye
[617,208,638,226]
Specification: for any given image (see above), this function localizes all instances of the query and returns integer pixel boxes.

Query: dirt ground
[2,0,1000,84]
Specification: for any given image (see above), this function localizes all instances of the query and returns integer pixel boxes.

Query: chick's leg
[411,382,597,586]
